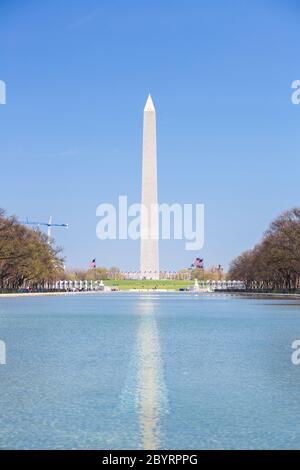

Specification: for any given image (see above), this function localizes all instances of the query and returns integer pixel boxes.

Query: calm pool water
[0,293,300,449]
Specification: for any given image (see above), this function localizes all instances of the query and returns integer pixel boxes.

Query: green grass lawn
[104,279,194,291]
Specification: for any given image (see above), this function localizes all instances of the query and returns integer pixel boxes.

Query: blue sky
[0,0,299,271]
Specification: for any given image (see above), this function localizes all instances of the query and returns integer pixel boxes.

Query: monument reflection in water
[136,297,168,449]
[0,294,300,449]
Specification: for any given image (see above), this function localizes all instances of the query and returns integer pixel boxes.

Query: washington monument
[140,95,160,280]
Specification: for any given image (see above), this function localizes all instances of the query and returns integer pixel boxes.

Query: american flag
[193,257,204,269]
[89,259,96,269]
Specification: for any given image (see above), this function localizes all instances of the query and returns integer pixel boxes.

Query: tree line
[228,208,300,292]
[65,267,122,281]
[65,266,226,282]
[0,209,64,291]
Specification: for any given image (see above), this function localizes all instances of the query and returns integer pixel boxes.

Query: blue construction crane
[22,216,68,243]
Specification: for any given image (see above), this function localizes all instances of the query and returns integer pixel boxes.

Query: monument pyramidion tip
[144,94,155,112]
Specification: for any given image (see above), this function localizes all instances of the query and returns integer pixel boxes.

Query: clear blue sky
[0,0,299,271]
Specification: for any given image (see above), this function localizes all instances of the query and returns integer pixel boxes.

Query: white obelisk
[140,95,159,280]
